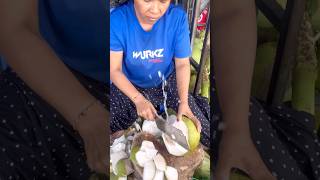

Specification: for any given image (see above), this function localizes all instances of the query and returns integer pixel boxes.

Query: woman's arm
[0,0,96,125]
[212,1,275,179]
[175,58,201,131]
[175,58,190,104]
[110,51,157,120]
[0,0,108,174]
[212,0,257,131]
[110,51,142,103]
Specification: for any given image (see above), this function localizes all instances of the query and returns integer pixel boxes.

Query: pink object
[197,8,208,31]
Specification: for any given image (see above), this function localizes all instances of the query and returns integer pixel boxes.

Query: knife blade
[155,115,189,150]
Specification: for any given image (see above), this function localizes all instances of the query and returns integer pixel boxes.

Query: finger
[151,105,158,116]
[196,120,202,132]
[177,111,182,121]
[214,159,231,180]
[148,107,156,120]
[245,158,275,180]
[95,136,108,175]
[185,113,202,132]
[84,141,95,171]
[146,109,155,120]
[140,111,147,120]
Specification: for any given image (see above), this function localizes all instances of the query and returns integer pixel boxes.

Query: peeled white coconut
[153,153,166,171]
[143,160,156,180]
[140,140,156,151]
[111,142,126,153]
[142,120,162,137]
[112,135,126,146]
[162,133,188,156]
[153,170,165,180]
[110,151,128,175]
[165,166,178,180]
[135,150,152,167]
[134,122,142,132]
[127,136,134,141]
[145,148,158,159]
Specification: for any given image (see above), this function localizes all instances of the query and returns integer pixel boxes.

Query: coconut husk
[131,132,204,180]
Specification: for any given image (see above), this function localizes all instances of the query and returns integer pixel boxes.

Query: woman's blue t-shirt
[110,1,191,88]
[38,0,108,83]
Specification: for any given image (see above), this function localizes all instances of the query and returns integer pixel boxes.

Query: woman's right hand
[214,126,275,180]
[75,101,108,175]
[133,94,157,120]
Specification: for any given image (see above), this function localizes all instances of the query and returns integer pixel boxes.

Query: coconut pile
[110,114,208,180]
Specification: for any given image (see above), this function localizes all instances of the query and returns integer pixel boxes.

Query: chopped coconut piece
[142,120,162,137]
[140,140,156,151]
[162,134,188,156]
[143,160,156,180]
[165,166,178,180]
[153,170,165,180]
[135,150,153,167]
[153,153,166,171]
[110,151,128,174]
[127,136,134,141]
[134,122,142,131]
[112,135,126,146]
[111,142,126,153]
[145,148,158,159]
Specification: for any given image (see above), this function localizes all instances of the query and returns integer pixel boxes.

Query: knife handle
[156,104,165,114]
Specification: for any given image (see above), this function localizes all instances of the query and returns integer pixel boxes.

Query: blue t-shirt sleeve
[174,12,191,59]
[110,11,124,51]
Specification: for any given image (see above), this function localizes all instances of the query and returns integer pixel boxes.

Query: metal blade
[155,116,189,150]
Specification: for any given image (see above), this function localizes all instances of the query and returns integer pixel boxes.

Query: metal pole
[190,0,201,48]
[194,11,210,95]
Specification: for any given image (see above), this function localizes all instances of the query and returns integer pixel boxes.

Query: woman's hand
[133,94,157,120]
[177,102,202,132]
[214,126,275,180]
[75,101,108,175]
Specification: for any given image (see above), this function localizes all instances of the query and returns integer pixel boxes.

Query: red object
[197,8,208,31]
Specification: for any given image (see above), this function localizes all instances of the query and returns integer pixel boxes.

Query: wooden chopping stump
[131,132,204,180]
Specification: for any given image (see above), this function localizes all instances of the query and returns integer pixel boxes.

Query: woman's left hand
[177,102,202,132]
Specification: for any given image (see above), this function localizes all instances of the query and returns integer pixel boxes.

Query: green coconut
[192,38,203,64]
[252,42,277,100]
[292,12,318,115]
[257,11,273,29]
[189,73,197,92]
[201,67,210,99]
[115,159,127,177]
[292,64,317,114]
[182,116,200,151]
[130,145,140,164]
[315,44,320,90]
[193,151,210,179]
[312,8,320,31]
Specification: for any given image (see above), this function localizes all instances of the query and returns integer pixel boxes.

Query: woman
[0,0,108,179]
[110,0,211,147]
[212,0,320,179]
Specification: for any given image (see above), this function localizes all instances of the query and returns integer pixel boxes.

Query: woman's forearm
[175,59,191,103]
[0,29,96,124]
[212,0,257,130]
[110,70,141,102]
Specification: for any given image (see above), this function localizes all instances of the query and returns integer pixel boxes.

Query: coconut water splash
[158,71,169,119]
